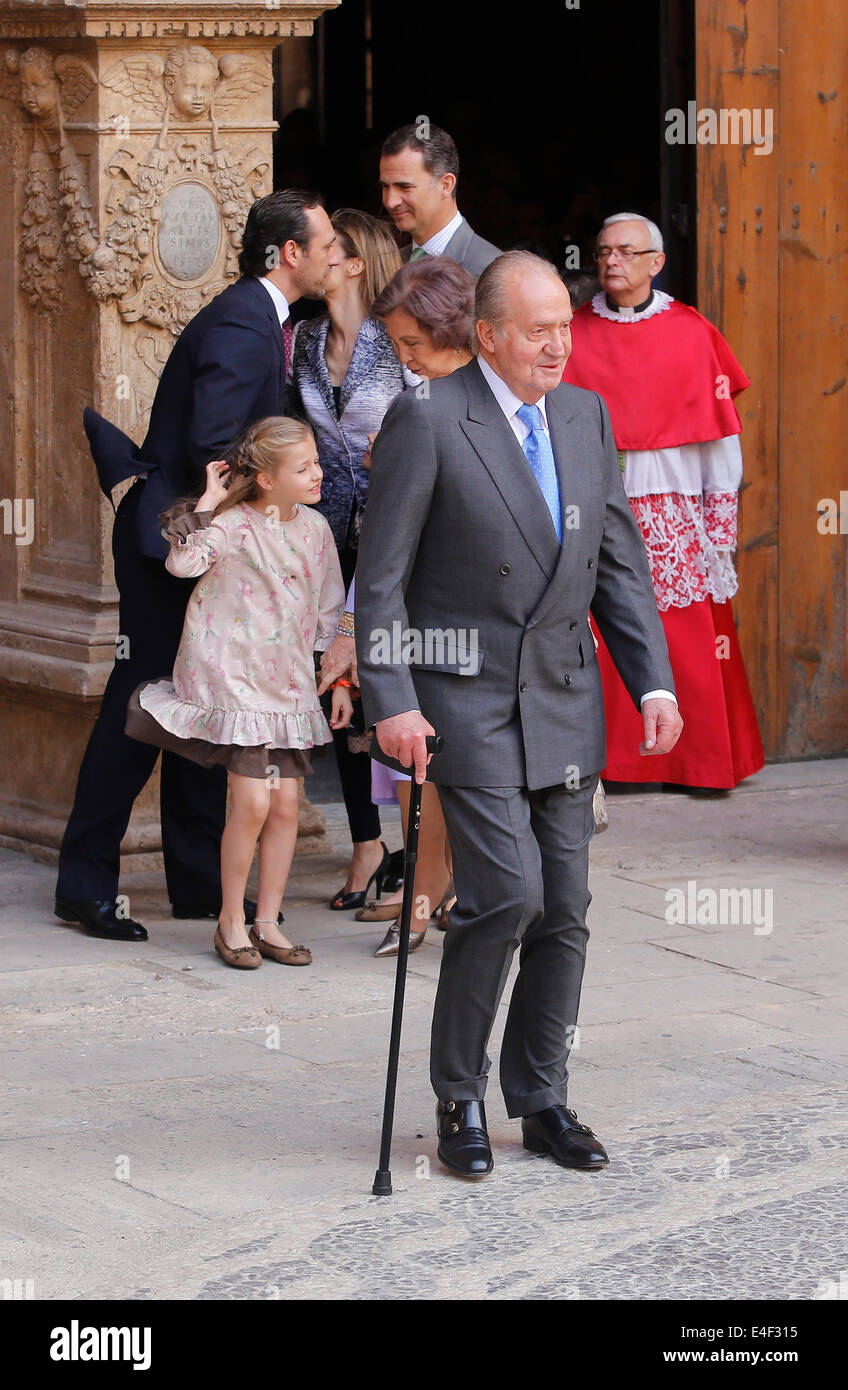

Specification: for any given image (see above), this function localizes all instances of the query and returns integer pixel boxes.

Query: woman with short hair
[320,256,477,955]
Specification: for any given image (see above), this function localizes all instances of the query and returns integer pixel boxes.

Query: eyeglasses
[593,247,657,263]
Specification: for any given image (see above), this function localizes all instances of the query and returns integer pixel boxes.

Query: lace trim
[703,490,738,550]
[628,492,739,611]
[137,680,332,750]
[590,290,674,324]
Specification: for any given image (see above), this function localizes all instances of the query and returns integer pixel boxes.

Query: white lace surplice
[622,435,743,612]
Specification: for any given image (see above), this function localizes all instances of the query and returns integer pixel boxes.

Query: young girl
[126,417,351,970]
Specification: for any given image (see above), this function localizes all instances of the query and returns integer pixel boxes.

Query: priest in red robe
[563,212,764,793]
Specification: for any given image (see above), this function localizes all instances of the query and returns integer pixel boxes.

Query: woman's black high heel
[382,848,405,895]
[329,841,390,911]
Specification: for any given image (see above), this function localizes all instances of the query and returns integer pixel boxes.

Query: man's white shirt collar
[414,207,465,257]
[258,275,290,326]
[476,354,550,435]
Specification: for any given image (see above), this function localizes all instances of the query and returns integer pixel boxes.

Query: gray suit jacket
[402,218,501,277]
[355,358,674,790]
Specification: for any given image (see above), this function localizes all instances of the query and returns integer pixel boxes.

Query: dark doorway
[274,0,696,304]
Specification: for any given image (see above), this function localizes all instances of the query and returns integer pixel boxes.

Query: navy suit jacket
[133,275,285,558]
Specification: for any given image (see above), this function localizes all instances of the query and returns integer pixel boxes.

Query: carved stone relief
[2,43,272,334]
[85,45,272,335]
[2,46,98,309]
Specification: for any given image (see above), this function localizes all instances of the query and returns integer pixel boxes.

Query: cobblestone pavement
[0,759,846,1300]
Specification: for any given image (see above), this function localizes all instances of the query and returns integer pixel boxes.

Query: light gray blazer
[402,219,501,277]
[354,358,674,789]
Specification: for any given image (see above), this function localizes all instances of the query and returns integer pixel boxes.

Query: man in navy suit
[56,191,339,941]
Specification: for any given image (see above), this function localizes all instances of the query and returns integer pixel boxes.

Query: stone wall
[0,2,339,865]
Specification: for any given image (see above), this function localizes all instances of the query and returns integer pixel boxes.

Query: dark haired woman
[287,209,414,912]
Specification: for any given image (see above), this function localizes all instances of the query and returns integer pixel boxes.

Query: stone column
[0,1,339,867]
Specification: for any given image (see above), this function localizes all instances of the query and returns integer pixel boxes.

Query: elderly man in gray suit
[380,123,500,277]
[355,250,683,1180]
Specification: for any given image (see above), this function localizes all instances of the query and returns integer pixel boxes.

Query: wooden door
[697,0,848,758]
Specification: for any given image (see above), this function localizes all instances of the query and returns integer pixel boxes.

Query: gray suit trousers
[431,775,598,1118]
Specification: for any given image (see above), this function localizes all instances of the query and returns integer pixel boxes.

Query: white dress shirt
[476,354,676,709]
[258,275,290,326]
[413,206,465,257]
[477,354,551,444]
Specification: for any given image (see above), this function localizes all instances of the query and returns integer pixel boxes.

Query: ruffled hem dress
[125,501,345,779]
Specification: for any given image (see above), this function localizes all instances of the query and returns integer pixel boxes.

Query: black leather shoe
[54,898,148,942]
[436,1099,493,1179]
[522,1105,609,1171]
[329,842,390,911]
[383,849,405,894]
[171,899,283,924]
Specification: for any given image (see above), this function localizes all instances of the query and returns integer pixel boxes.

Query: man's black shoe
[436,1099,493,1179]
[171,900,283,924]
[522,1105,609,1170]
[54,898,148,942]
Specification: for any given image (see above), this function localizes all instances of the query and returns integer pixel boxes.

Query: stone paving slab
[0,758,846,1300]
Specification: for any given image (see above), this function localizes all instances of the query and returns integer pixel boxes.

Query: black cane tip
[372,1169,393,1196]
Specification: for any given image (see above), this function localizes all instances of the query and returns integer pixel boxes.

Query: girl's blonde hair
[214,415,314,516]
[331,208,403,314]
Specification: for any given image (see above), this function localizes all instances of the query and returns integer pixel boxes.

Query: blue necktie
[516,402,562,542]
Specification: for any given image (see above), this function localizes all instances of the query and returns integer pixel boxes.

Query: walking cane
[372,733,442,1197]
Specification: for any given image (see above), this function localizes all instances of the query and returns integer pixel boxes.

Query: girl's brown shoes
[214,925,262,969]
[249,924,312,966]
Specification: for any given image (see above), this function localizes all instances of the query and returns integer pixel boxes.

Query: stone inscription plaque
[157,182,221,282]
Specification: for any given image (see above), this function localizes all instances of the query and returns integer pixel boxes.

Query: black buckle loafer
[522,1105,609,1171]
[436,1099,494,1179]
[55,898,148,942]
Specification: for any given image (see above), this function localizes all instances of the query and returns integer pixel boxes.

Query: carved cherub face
[19,59,61,120]
[165,60,218,119]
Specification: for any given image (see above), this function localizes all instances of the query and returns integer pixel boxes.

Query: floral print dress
[132,502,345,772]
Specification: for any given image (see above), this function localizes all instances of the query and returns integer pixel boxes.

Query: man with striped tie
[356,251,682,1179]
[379,123,500,277]
[56,192,339,943]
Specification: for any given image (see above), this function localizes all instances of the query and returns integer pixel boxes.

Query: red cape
[563,299,750,450]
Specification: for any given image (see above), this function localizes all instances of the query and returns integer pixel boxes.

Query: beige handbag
[593,778,609,833]
[588,617,609,831]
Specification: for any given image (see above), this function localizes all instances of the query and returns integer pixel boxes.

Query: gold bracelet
[336,611,355,637]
